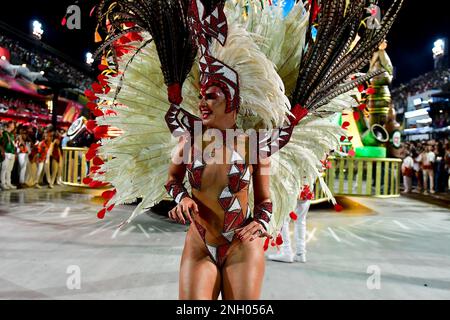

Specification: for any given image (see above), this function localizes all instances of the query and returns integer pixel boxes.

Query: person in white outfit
[422,145,436,194]
[1,121,17,190]
[16,130,31,187]
[268,185,313,263]
[401,150,414,193]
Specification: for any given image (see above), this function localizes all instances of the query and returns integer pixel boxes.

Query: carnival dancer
[87,0,404,300]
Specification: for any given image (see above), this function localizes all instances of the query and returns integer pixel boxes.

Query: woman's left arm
[237,158,273,242]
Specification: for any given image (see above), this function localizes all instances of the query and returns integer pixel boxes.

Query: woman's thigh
[179,227,221,300]
[221,238,266,300]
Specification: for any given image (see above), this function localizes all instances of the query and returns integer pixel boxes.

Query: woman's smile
[200,106,213,120]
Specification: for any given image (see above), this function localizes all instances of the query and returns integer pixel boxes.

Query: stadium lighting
[433,39,445,58]
[21,64,27,68]
[40,71,45,75]
[32,20,44,40]
[86,52,94,65]
[413,98,422,106]
[416,118,432,125]
[405,108,429,119]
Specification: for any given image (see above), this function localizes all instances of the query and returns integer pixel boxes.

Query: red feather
[276,234,283,246]
[97,208,106,219]
[93,156,104,166]
[263,237,270,251]
[86,120,97,132]
[93,108,104,117]
[82,177,93,185]
[358,104,367,111]
[86,102,97,111]
[341,121,350,130]
[366,88,376,95]
[289,211,298,221]
[102,189,116,201]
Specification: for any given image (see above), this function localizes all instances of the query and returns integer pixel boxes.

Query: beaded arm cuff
[164,180,190,204]
[253,202,273,231]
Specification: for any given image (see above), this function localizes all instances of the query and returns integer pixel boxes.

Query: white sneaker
[294,253,307,263]
[48,184,54,189]
[7,184,17,190]
[35,184,42,189]
[1,184,10,190]
[267,252,294,263]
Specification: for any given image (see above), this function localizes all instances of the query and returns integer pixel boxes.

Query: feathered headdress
[189,0,290,127]
[94,0,197,105]
[292,0,404,111]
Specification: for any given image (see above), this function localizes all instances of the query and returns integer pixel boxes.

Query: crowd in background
[392,68,450,114]
[0,96,50,119]
[0,35,92,90]
[401,138,450,194]
[0,120,69,190]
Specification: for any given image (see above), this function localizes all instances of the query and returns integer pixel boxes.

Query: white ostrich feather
[92,2,354,236]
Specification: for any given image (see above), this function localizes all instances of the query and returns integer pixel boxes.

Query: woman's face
[198,86,236,130]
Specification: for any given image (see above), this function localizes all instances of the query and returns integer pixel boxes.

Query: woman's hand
[236,221,272,243]
[168,197,199,225]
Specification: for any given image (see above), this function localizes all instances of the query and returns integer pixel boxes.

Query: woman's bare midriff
[191,160,252,247]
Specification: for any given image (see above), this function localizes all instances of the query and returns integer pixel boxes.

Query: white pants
[1,153,16,187]
[18,153,29,184]
[280,199,311,256]
[403,176,412,193]
[423,169,434,192]
[25,162,44,187]
[45,159,61,186]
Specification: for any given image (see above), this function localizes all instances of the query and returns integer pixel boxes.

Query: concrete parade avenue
[0,187,449,300]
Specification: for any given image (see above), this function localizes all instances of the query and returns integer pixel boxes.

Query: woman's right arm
[165,136,199,224]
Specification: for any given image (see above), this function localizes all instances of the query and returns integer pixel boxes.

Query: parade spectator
[401,139,450,195]
[413,147,423,193]
[434,142,446,192]
[0,121,17,190]
[16,128,31,188]
[401,150,414,193]
[422,145,436,194]
[26,130,52,188]
[45,130,63,188]
[0,121,71,189]
[445,142,450,191]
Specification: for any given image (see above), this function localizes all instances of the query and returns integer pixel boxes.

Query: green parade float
[349,40,402,159]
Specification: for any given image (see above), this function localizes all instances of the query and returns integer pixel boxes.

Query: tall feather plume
[95,0,197,103]
[292,0,404,111]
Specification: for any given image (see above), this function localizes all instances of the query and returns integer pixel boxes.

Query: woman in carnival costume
[87,0,403,299]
